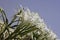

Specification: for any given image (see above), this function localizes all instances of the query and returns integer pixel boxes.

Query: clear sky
[0,0,60,38]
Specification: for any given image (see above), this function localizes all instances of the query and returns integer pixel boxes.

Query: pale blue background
[0,0,60,38]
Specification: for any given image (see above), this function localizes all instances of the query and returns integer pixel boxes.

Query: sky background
[0,0,60,38]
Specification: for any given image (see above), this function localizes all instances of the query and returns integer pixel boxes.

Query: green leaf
[5,21,29,39]
[0,8,8,24]
[11,25,37,39]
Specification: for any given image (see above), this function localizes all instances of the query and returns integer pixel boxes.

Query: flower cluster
[16,7,57,40]
[0,7,57,40]
[16,8,45,28]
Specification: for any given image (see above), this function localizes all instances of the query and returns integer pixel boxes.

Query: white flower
[16,7,57,39]
[49,30,57,39]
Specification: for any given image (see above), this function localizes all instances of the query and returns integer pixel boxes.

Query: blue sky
[0,0,60,38]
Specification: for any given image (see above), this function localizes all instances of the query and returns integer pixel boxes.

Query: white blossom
[16,7,57,40]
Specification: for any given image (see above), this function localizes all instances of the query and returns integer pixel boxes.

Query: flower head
[16,7,57,40]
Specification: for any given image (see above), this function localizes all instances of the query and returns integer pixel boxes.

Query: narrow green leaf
[11,25,37,39]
